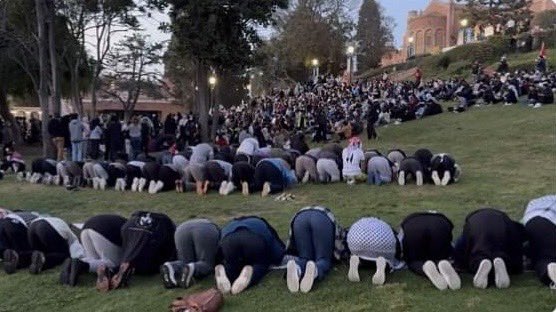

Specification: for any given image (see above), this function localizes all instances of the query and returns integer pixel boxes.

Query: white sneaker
[302,171,310,184]
[131,178,139,192]
[99,178,106,190]
[300,261,317,293]
[148,180,156,194]
[114,179,121,191]
[92,177,99,190]
[224,182,236,195]
[473,259,492,289]
[286,260,300,293]
[138,178,147,192]
[493,257,510,289]
[441,171,451,186]
[120,179,127,191]
[25,172,32,182]
[219,181,228,195]
[231,265,253,295]
[16,172,24,182]
[348,255,360,282]
[154,181,164,193]
[372,256,387,285]
[215,264,231,294]
[533,103,542,108]
[423,261,448,290]
[53,175,61,186]
[431,171,441,186]
[548,263,556,287]
[241,182,249,196]
[261,182,271,197]
[398,171,406,186]
[438,260,461,290]
[63,176,70,186]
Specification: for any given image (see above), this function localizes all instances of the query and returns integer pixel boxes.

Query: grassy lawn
[0,104,555,312]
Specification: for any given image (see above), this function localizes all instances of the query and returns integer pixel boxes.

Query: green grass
[1,104,555,312]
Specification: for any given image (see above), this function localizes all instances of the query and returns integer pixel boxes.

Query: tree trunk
[90,63,100,118]
[35,0,52,157]
[195,61,209,142]
[0,85,21,144]
[46,0,60,117]
[71,64,83,116]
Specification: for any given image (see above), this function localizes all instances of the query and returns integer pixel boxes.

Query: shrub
[437,55,451,69]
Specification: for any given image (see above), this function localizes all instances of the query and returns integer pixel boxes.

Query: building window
[435,29,445,47]
[424,29,433,52]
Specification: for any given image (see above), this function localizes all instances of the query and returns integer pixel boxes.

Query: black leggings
[159,166,181,191]
[142,163,160,184]
[28,220,69,270]
[254,161,284,194]
[107,166,126,187]
[206,162,228,186]
[231,162,255,188]
[525,217,556,286]
[220,229,270,287]
[120,211,176,274]
[0,219,32,268]
[401,213,454,276]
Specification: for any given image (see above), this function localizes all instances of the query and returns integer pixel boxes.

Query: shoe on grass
[286,260,300,293]
[160,262,178,289]
[423,260,447,290]
[3,249,19,274]
[29,251,45,275]
[300,261,317,293]
[231,265,253,295]
[438,260,461,290]
[493,257,510,289]
[215,264,231,294]
[372,256,387,285]
[348,255,360,282]
[261,182,271,197]
[179,263,195,289]
[473,259,492,289]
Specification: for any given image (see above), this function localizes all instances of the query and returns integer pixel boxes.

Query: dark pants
[0,219,32,268]
[159,166,181,191]
[206,162,228,186]
[525,217,556,286]
[220,229,270,288]
[130,137,142,160]
[121,212,176,274]
[454,209,524,277]
[366,122,377,140]
[172,221,220,279]
[401,213,453,276]
[28,220,69,270]
[107,166,126,187]
[142,163,160,184]
[231,162,255,188]
[125,165,143,187]
[89,139,100,160]
[291,210,334,281]
[254,161,284,194]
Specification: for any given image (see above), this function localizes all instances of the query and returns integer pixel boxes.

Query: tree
[356,0,393,70]
[164,0,288,141]
[457,0,533,34]
[100,33,164,121]
[163,36,196,112]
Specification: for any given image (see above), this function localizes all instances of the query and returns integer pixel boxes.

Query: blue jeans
[367,171,387,185]
[71,141,82,161]
[292,210,334,281]
[130,137,142,160]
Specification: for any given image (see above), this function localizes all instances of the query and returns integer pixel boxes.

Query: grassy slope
[0,104,555,312]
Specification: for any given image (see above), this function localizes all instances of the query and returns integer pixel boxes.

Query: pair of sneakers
[286,260,318,293]
[148,180,164,194]
[160,262,195,289]
[215,264,252,295]
[92,177,107,190]
[422,260,461,290]
[473,258,510,289]
[218,181,236,195]
[60,258,89,287]
[347,255,387,285]
[114,178,127,191]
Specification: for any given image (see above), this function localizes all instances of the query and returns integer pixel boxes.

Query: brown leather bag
[169,288,224,312]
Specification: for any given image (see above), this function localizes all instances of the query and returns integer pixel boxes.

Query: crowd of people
[0,196,554,300]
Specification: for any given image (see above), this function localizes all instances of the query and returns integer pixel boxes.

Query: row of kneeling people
[20,143,461,197]
[0,195,553,294]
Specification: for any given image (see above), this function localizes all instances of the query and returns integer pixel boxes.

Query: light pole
[407,36,415,58]
[311,58,319,83]
[346,45,355,84]
[460,18,469,44]
[208,75,217,110]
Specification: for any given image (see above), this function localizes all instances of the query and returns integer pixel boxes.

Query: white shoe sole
[348,255,360,282]
[286,260,300,293]
[215,265,231,294]
[438,260,461,290]
[372,257,387,285]
[131,178,139,192]
[231,265,253,295]
[261,182,271,197]
[423,261,448,290]
[219,181,227,195]
[300,261,316,293]
[493,258,510,289]
[242,182,249,196]
[224,182,235,195]
[548,263,556,286]
[155,181,164,193]
[398,171,405,186]
[473,259,492,289]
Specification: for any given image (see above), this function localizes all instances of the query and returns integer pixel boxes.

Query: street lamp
[208,76,217,87]
[208,75,216,110]
[346,45,355,84]
[311,58,319,83]
[460,19,469,44]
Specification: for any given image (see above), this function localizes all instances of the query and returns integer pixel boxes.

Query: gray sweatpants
[316,159,340,183]
[92,163,109,180]
[295,155,318,182]
[169,219,220,278]
[80,228,123,272]
[82,162,96,181]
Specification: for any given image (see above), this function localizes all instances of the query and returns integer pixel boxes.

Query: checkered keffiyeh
[347,217,404,270]
[522,195,556,226]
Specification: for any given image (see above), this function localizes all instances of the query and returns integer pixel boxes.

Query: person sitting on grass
[215,216,284,295]
[399,212,460,291]
[454,208,525,289]
[160,219,220,289]
[522,195,556,288]
[347,217,404,286]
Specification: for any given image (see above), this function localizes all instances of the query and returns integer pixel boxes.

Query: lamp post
[311,58,319,83]
[346,45,355,84]
[208,75,217,110]
[460,18,469,44]
[407,36,415,58]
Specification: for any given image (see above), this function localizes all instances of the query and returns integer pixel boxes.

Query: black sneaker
[179,264,195,289]
[160,263,177,289]
[3,249,19,274]
[69,258,89,286]
[29,251,45,274]
[60,258,72,285]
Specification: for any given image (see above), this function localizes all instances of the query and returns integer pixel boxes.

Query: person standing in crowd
[81,117,90,161]
[128,116,142,161]
[105,115,123,161]
[89,118,103,160]
[69,114,84,162]
[48,116,65,161]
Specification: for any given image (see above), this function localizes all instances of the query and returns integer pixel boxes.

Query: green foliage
[436,55,451,69]
[356,0,394,70]
[456,0,533,34]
